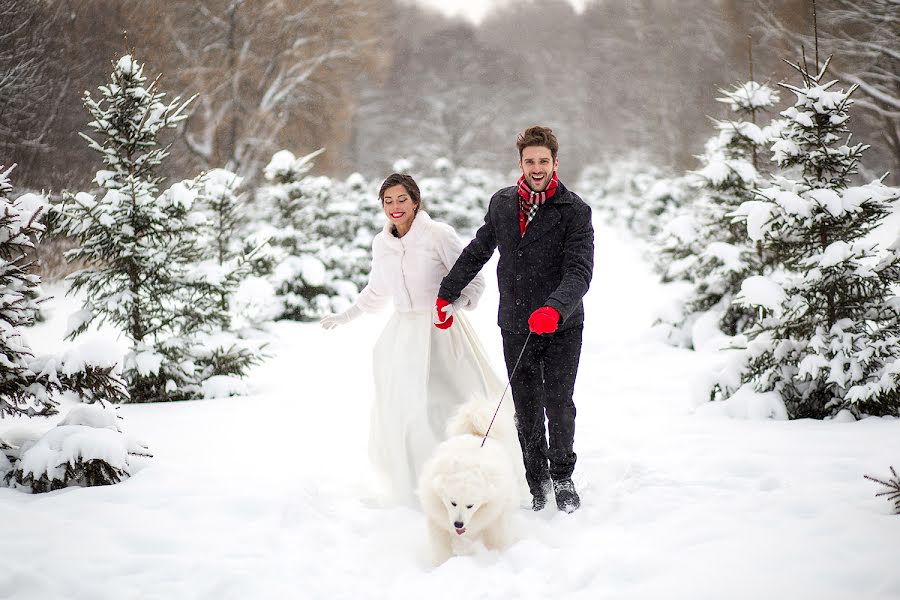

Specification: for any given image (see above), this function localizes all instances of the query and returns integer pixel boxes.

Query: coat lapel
[518,202,560,248]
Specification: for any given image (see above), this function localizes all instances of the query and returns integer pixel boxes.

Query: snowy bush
[578,157,686,240]
[342,172,382,242]
[392,157,413,173]
[5,403,151,493]
[419,161,501,236]
[253,150,371,321]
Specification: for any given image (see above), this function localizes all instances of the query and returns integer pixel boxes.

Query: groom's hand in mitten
[434,297,454,329]
[528,306,560,335]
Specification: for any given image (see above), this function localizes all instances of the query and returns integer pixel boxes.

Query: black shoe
[553,478,581,513]
[530,480,553,511]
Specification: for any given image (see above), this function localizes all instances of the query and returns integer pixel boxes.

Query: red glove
[435,297,454,330]
[528,306,560,335]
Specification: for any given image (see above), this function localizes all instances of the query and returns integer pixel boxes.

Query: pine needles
[864,466,900,514]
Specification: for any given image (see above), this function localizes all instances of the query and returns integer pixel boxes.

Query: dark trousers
[501,325,582,494]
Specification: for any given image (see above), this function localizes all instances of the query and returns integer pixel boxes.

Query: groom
[435,126,594,513]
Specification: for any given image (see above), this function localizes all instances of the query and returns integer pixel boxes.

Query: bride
[320,173,505,505]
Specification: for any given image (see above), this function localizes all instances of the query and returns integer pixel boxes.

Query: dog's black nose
[453,521,464,529]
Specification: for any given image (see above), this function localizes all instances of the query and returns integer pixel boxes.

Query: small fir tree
[342,171,382,241]
[726,56,900,418]
[576,155,669,236]
[7,403,151,493]
[53,54,255,402]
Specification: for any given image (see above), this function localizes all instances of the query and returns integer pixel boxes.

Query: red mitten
[435,297,454,330]
[528,306,560,335]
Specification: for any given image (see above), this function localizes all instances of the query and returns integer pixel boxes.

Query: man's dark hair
[517,126,559,161]
[379,172,422,212]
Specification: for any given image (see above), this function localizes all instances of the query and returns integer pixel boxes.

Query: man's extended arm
[438,197,499,303]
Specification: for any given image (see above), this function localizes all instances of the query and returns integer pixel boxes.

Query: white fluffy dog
[417,397,524,566]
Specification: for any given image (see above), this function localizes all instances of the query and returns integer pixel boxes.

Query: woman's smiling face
[382,183,418,234]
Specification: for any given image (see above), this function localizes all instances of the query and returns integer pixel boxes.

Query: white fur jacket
[354,211,485,314]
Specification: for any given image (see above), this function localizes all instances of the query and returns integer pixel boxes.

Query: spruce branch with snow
[5,403,151,493]
[864,466,900,515]
[725,56,900,418]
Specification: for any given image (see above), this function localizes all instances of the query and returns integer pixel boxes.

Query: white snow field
[2,220,899,600]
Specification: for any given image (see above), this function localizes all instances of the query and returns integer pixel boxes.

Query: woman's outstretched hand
[320,305,362,330]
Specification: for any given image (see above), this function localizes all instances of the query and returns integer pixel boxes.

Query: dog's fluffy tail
[445,396,513,441]
[443,394,531,507]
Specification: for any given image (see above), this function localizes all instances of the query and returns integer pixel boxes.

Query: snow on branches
[0,164,128,421]
[5,403,151,493]
[654,81,782,349]
[253,149,371,321]
[52,54,259,403]
[726,57,900,419]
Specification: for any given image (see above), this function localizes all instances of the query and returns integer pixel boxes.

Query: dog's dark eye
[466,505,473,509]
[451,502,457,507]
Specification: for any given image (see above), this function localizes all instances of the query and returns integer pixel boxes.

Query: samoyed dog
[417,397,526,566]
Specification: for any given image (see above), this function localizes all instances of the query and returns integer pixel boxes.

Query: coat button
[517,251,523,257]
[515,299,522,306]
[516,274,522,281]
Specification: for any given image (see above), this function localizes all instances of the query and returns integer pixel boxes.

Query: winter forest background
[4,0,899,189]
[1,0,900,596]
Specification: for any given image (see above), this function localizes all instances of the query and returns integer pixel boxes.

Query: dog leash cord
[481,331,532,448]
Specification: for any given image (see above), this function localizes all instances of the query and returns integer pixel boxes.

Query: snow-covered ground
[2,220,899,600]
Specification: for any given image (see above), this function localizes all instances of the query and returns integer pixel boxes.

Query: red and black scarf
[517,171,559,235]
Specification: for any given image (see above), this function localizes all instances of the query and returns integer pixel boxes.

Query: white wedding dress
[351,212,506,505]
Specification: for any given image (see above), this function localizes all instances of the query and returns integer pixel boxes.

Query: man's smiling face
[518,145,558,192]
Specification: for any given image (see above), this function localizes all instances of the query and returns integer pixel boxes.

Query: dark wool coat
[439,181,594,334]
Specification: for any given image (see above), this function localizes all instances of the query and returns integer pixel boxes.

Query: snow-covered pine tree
[727,55,900,418]
[53,55,194,402]
[0,164,128,425]
[656,81,784,347]
[53,55,255,402]
[255,149,367,320]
